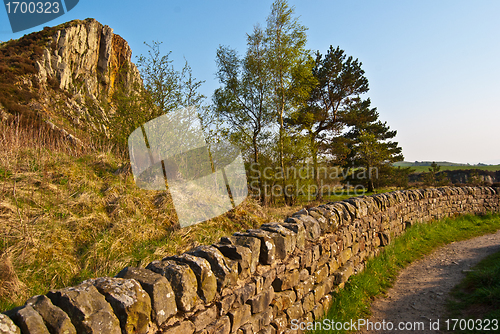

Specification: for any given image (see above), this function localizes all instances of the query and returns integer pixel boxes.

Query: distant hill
[394,161,500,173]
[394,161,486,167]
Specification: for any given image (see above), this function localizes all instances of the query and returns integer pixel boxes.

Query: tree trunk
[367,165,374,192]
[279,101,290,205]
[311,135,322,201]
[253,136,266,205]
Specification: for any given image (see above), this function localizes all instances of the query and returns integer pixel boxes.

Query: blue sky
[1,0,499,164]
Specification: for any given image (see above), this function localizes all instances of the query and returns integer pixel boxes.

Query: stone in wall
[0,314,20,334]
[46,283,121,334]
[273,269,299,292]
[116,267,177,326]
[190,305,218,332]
[7,305,49,334]
[233,284,256,307]
[25,295,76,334]
[286,215,321,240]
[260,223,297,258]
[82,277,151,334]
[214,243,254,279]
[204,315,231,334]
[233,231,275,265]
[186,245,238,291]
[246,286,275,316]
[280,221,306,249]
[309,208,337,233]
[228,304,251,332]
[146,260,198,312]
[163,320,195,334]
[220,235,261,274]
[164,253,218,303]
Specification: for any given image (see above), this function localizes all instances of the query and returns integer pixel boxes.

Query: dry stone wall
[1,186,499,334]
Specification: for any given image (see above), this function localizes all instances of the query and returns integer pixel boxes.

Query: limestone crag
[32,18,141,139]
[410,169,500,185]
[36,18,140,97]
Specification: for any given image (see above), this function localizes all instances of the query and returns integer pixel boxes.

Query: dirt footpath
[357,230,500,333]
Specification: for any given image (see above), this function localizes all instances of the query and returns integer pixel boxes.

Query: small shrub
[32,45,44,58]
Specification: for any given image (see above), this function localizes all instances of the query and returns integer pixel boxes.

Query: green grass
[309,213,500,334]
[445,251,500,333]
[409,165,500,173]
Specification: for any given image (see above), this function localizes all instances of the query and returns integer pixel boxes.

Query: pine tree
[289,46,369,200]
[341,99,403,192]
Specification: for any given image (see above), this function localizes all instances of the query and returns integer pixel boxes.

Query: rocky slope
[409,170,500,186]
[0,18,142,143]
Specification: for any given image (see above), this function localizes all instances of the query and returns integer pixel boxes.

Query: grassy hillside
[394,161,500,173]
[0,119,397,312]
[0,121,272,312]
[395,161,472,167]
[409,165,500,173]
[0,20,406,314]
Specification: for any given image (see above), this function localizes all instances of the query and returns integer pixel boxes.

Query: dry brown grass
[0,120,286,312]
[0,251,26,304]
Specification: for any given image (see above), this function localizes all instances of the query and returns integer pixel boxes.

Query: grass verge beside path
[309,213,500,334]
[446,250,500,333]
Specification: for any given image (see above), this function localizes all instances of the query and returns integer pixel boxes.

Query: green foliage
[390,166,415,189]
[136,41,205,114]
[213,26,273,161]
[407,164,500,173]
[265,0,313,205]
[213,27,275,203]
[339,99,403,191]
[423,161,450,186]
[429,161,441,173]
[288,46,370,199]
[137,41,183,113]
[209,0,408,202]
[109,79,145,150]
[110,41,205,151]
[210,0,314,205]
[265,0,311,114]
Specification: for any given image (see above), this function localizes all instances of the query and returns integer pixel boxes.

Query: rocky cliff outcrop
[36,18,139,100]
[0,18,142,142]
[38,18,142,139]
[410,169,500,186]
